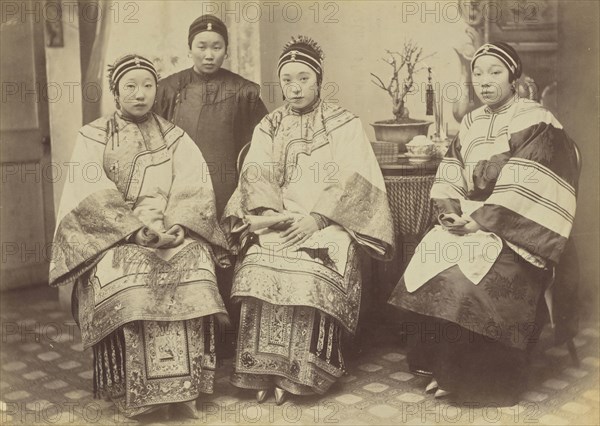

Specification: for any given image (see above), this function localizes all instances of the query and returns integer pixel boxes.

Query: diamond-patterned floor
[1,286,599,425]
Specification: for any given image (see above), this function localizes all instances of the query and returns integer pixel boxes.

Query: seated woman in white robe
[222,36,394,405]
[49,55,230,419]
[388,42,579,403]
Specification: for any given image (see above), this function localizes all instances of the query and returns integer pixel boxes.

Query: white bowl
[406,153,433,163]
[406,136,435,157]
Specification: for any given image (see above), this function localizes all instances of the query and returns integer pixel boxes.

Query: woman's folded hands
[279,214,319,248]
[131,225,185,249]
[438,213,482,235]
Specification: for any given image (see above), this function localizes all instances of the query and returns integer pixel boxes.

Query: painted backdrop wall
[258,1,470,138]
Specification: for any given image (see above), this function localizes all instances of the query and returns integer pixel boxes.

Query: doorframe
[0,5,54,290]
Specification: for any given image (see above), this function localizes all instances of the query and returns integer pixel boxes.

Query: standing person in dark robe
[154,14,268,216]
[154,15,268,358]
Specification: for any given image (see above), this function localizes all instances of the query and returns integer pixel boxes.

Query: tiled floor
[1,286,598,425]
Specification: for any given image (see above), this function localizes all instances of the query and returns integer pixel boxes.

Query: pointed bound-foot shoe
[434,388,451,399]
[425,378,439,393]
[274,387,287,405]
[256,389,269,404]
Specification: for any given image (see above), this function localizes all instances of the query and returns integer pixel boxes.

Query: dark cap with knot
[188,14,228,48]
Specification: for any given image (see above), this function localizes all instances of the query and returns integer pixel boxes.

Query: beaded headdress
[278,35,325,81]
[471,42,522,80]
[107,54,159,95]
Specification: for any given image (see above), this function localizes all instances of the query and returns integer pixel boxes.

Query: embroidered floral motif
[290,360,300,376]
[241,352,256,368]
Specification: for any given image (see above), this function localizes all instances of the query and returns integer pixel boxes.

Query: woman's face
[117,69,156,118]
[190,31,227,74]
[279,62,319,110]
[472,55,514,108]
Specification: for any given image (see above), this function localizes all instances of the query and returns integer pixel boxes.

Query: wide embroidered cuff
[310,212,331,230]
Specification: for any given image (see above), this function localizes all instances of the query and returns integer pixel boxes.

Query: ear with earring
[510,75,518,93]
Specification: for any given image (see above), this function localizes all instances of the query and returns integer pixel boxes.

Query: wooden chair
[541,141,582,366]
[236,142,252,174]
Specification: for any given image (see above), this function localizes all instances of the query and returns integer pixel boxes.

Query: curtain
[225,12,262,84]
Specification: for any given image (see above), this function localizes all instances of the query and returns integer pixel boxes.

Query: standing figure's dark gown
[154,67,268,216]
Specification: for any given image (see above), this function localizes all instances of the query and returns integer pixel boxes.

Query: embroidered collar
[290,97,321,115]
[484,94,519,114]
[117,110,151,123]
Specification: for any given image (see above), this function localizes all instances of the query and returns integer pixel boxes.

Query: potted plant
[371,40,433,151]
